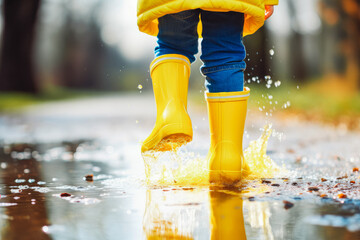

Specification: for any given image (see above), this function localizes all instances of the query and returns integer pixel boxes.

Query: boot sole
[141,123,192,152]
[153,133,192,152]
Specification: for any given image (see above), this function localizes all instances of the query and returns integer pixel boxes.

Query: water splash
[142,125,285,187]
[244,124,284,180]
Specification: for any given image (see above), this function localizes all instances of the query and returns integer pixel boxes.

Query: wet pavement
[0,93,360,240]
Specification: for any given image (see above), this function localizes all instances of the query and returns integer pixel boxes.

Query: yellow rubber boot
[209,191,247,240]
[206,88,250,185]
[141,54,193,153]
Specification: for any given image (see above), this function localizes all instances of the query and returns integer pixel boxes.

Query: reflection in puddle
[143,189,205,239]
[304,214,360,232]
[209,190,246,240]
[0,157,51,240]
[143,188,276,240]
[245,201,274,240]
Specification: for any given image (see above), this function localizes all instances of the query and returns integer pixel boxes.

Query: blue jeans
[155,10,246,93]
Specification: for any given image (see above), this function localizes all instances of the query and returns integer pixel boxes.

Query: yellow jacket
[137,0,278,37]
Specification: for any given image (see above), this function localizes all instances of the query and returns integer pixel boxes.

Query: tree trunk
[288,0,307,82]
[0,0,41,93]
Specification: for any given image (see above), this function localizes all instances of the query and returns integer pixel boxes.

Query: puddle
[0,135,360,240]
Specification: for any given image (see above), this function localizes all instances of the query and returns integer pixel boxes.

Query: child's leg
[141,10,200,153]
[200,11,246,93]
[156,9,200,63]
[200,11,249,184]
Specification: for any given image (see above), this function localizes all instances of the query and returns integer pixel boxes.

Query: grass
[250,81,360,130]
[250,84,360,117]
[190,80,360,130]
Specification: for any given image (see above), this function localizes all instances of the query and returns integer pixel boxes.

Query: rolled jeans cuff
[202,64,245,93]
[201,62,246,75]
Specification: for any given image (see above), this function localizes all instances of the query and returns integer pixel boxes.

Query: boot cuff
[150,54,191,76]
[205,87,250,102]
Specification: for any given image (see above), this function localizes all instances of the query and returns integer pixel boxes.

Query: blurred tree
[243,26,271,82]
[287,0,307,82]
[57,10,105,90]
[319,0,360,90]
[55,2,130,91]
[0,0,41,93]
[244,2,309,84]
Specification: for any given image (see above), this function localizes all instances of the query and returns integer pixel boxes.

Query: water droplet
[269,49,275,56]
[137,84,143,90]
[15,179,26,183]
[282,101,291,109]
[42,226,49,233]
[274,80,281,87]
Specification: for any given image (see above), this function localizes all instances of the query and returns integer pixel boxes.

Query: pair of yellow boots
[142,54,249,184]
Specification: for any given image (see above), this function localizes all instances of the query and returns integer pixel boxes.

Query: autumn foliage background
[0,0,359,127]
